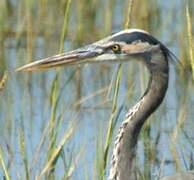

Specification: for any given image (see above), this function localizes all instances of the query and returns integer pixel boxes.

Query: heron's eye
[111,44,121,53]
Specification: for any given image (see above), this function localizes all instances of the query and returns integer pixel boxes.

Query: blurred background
[0,0,194,179]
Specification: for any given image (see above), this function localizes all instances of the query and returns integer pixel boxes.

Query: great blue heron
[16,29,194,180]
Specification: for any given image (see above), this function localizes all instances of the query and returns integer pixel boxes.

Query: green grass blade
[19,121,29,180]
[59,0,72,53]
[103,64,122,176]
[39,125,74,177]
[0,146,10,180]
[124,0,134,29]
[186,4,194,80]
[0,71,7,91]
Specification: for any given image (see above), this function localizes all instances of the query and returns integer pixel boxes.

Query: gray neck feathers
[109,49,169,180]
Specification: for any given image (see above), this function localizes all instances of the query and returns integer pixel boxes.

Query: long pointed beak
[16,45,103,72]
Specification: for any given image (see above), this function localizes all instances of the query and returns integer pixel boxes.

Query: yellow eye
[111,44,120,52]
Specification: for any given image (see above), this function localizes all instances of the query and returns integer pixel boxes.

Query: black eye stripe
[110,32,172,58]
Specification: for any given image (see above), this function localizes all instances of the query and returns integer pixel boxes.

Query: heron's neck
[109,54,169,180]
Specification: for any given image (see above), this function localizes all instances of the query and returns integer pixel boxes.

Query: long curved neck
[109,51,169,180]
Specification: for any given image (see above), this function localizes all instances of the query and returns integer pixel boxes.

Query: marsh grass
[59,0,72,53]
[170,99,187,171]
[18,120,30,180]
[45,74,60,178]
[0,0,194,179]
[40,124,75,178]
[40,0,74,178]
[102,63,122,177]
[95,1,134,179]
[186,4,194,80]
[0,146,10,180]
[0,71,7,91]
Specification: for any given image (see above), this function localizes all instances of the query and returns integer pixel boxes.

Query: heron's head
[16,29,172,72]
